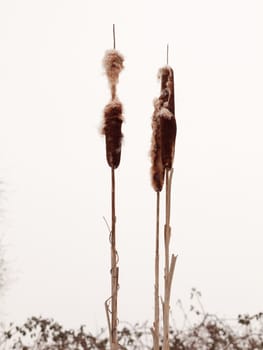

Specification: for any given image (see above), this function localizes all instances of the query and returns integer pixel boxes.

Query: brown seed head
[159,109,176,170]
[158,66,175,114]
[158,66,177,169]
[102,99,124,169]
[150,105,164,192]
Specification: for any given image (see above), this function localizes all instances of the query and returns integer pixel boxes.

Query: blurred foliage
[0,182,7,294]
[0,235,7,294]
[0,289,262,350]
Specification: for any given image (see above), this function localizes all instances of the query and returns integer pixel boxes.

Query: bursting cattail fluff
[102,50,124,169]
[103,49,124,100]
[150,66,176,191]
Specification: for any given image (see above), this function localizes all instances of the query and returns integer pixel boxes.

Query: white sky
[0,0,263,333]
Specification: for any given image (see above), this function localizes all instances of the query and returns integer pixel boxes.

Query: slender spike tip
[113,24,116,49]
[166,44,169,65]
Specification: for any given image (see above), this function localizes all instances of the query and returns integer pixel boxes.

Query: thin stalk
[152,191,160,350]
[111,167,118,350]
[162,168,177,350]
[155,191,160,348]
[165,169,170,283]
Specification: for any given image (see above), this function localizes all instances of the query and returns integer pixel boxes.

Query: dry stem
[110,167,119,350]
[162,168,177,350]
[105,297,112,346]
[151,191,160,350]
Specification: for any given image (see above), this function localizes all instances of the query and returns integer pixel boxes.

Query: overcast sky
[0,0,263,333]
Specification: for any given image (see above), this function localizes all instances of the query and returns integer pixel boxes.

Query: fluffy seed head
[102,99,124,169]
[158,66,175,114]
[150,66,177,184]
[103,50,124,99]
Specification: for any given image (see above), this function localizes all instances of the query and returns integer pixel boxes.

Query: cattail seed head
[160,109,176,170]
[158,66,177,170]
[150,105,164,192]
[150,66,177,187]
[102,99,124,169]
[103,49,124,99]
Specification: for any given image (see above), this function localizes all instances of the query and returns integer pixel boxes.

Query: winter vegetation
[0,289,262,349]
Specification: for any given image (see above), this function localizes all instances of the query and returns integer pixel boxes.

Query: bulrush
[150,102,163,350]
[150,60,177,350]
[160,65,177,350]
[101,30,125,350]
